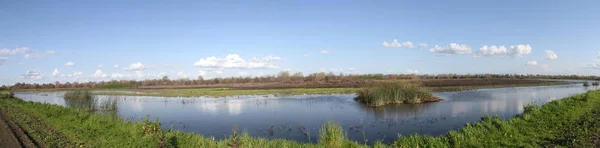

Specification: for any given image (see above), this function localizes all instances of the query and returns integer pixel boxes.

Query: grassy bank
[355,81,440,107]
[2,89,600,147]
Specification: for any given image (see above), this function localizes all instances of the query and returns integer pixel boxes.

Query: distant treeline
[3,72,597,90]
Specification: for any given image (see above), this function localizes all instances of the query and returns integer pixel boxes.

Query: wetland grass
[354,81,440,107]
[3,90,600,147]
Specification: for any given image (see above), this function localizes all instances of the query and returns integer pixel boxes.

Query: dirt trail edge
[0,109,38,148]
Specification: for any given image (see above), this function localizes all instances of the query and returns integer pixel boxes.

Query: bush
[354,81,440,107]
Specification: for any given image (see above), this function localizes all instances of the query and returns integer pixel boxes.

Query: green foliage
[355,81,439,107]
[318,121,345,147]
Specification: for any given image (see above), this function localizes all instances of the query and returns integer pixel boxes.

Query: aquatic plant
[64,90,93,100]
[593,82,599,86]
[318,121,345,147]
[64,90,97,112]
[584,81,590,87]
[354,81,440,107]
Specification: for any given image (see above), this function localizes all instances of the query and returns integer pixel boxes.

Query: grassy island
[354,81,441,107]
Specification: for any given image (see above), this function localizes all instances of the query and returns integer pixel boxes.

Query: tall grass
[355,81,439,107]
[64,90,93,100]
[64,90,96,112]
[318,121,345,147]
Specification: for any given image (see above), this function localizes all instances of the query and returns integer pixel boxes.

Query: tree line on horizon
[3,72,599,90]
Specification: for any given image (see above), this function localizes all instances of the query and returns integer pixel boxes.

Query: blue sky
[1,0,599,85]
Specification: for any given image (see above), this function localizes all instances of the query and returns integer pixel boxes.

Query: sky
[1,0,600,85]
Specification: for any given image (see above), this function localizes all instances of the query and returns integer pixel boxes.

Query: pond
[13,84,599,144]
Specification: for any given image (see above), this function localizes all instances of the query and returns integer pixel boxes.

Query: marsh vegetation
[354,81,440,107]
[2,90,600,147]
[63,90,118,113]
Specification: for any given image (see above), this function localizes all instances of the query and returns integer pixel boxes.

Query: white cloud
[382,39,401,47]
[52,68,60,77]
[407,69,419,74]
[429,43,472,56]
[111,73,125,78]
[135,71,145,78]
[475,45,508,57]
[124,62,145,71]
[258,55,283,61]
[65,61,75,67]
[73,72,85,78]
[114,64,119,68]
[320,50,330,54]
[419,43,428,48]
[91,70,108,78]
[509,45,532,57]
[24,53,45,59]
[98,65,103,68]
[545,50,557,60]
[22,49,55,59]
[382,39,417,48]
[193,54,281,69]
[177,72,188,78]
[401,41,416,48]
[473,44,533,57]
[22,70,43,79]
[197,70,206,77]
[0,47,29,55]
[526,61,538,66]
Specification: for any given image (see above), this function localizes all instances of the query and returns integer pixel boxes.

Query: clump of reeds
[64,90,93,100]
[593,82,599,86]
[584,81,590,87]
[318,121,345,147]
[64,90,96,111]
[354,81,440,107]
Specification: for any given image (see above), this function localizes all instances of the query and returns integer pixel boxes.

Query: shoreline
[1,88,599,147]
[12,81,574,97]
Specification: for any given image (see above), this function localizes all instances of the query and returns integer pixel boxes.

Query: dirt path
[0,109,39,148]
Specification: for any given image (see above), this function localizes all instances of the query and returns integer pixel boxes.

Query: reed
[64,90,96,112]
[354,81,440,107]
[318,121,345,147]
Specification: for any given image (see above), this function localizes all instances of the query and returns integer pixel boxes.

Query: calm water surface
[14,84,599,144]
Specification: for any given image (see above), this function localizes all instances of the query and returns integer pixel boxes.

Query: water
[13,84,598,144]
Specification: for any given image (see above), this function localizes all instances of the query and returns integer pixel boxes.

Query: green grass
[355,81,439,107]
[96,83,132,89]
[2,90,600,147]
